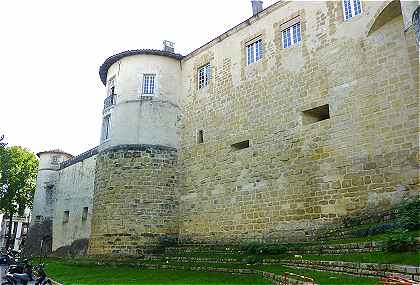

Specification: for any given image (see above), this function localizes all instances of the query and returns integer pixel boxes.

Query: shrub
[241,257,259,265]
[353,223,394,238]
[384,230,416,252]
[397,200,420,231]
[242,242,288,255]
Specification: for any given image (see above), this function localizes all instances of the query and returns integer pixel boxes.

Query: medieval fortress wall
[30,0,419,256]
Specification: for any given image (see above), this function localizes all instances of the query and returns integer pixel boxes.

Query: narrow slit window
[143,74,156,95]
[231,140,250,150]
[246,39,262,65]
[101,114,111,142]
[63,211,69,224]
[197,130,204,144]
[302,104,330,125]
[82,207,88,222]
[107,77,116,96]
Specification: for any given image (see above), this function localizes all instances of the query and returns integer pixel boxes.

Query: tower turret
[26,149,73,254]
[89,48,183,256]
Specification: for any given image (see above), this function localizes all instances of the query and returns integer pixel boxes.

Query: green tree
[0,135,6,148]
[0,146,38,250]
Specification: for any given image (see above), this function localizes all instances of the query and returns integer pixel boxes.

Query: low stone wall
[145,255,420,281]
[167,238,420,255]
[272,259,420,282]
[289,239,420,255]
[289,241,386,254]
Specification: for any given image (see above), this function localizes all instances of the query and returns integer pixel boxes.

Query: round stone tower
[88,49,183,256]
[26,150,73,254]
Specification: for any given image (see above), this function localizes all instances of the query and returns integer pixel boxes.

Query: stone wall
[88,145,179,256]
[52,153,97,251]
[178,1,419,244]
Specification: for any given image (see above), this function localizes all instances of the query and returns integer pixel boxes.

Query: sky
[0,0,279,156]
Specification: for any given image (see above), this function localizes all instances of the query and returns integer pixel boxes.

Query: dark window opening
[302,104,330,125]
[197,130,204,144]
[35,216,42,223]
[82,207,88,222]
[231,140,250,150]
[63,211,69,224]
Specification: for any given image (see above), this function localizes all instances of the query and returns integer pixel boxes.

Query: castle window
[143,74,156,95]
[302,104,330,125]
[343,0,362,20]
[107,77,116,96]
[231,140,250,150]
[82,207,88,222]
[282,22,301,48]
[51,156,59,165]
[246,38,262,65]
[101,114,111,142]
[198,64,210,89]
[35,216,42,223]
[197,130,204,144]
[63,211,69,224]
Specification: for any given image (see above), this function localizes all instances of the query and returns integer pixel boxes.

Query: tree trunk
[6,211,13,251]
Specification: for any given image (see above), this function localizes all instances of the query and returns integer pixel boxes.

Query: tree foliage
[0,146,38,215]
[0,146,38,249]
[0,134,6,148]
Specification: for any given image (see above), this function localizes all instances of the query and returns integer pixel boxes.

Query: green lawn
[46,261,271,285]
[255,265,378,285]
[45,259,379,285]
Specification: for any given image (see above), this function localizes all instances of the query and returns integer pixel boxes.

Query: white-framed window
[246,38,263,65]
[143,74,156,95]
[343,0,362,21]
[107,77,116,96]
[198,64,211,89]
[101,114,111,142]
[282,22,302,48]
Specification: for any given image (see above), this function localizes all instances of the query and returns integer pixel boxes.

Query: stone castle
[29,0,419,256]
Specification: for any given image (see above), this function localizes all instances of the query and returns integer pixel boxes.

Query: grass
[45,260,271,285]
[302,251,420,266]
[44,259,379,285]
[255,264,378,285]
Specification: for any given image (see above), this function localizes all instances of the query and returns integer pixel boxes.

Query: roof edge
[182,0,289,61]
[99,49,184,85]
[36,149,74,158]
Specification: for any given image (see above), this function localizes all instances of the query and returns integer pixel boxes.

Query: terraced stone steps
[145,255,420,281]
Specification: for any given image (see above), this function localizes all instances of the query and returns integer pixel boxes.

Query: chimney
[251,0,263,16]
[163,40,175,53]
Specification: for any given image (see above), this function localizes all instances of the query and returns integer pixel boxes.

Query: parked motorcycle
[2,261,52,285]
[7,259,31,275]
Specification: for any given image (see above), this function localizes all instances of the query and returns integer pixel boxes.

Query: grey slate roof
[99,49,184,85]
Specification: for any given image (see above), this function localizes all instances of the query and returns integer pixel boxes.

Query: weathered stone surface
[88,145,179,256]
[177,2,419,244]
